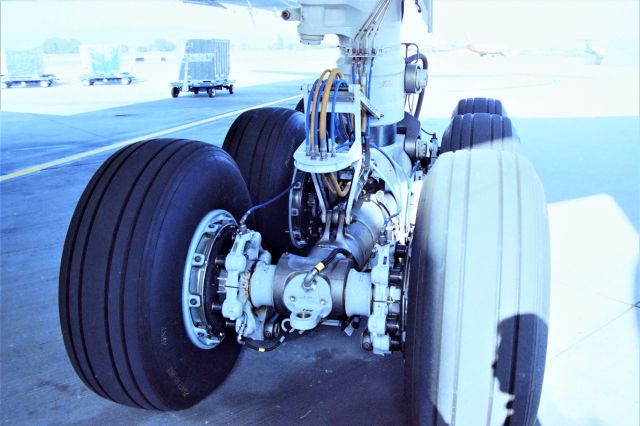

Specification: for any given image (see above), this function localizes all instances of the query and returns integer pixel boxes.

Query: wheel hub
[289,171,322,249]
[182,210,237,349]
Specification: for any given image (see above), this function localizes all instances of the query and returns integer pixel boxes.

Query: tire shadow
[493,314,548,426]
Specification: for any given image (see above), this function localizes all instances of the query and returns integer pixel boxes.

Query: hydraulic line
[371,144,409,183]
[328,173,351,197]
[305,78,321,153]
[239,180,299,230]
[361,69,368,131]
[366,60,374,134]
[319,69,344,156]
[330,79,349,151]
[309,69,331,153]
[243,333,289,352]
[303,247,358,289]
[242,322,293,353]
[308,58,373,155]
[370,159,403,233]
[320,174,337,195]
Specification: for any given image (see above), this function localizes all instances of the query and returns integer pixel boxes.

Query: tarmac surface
[1,55,638,425]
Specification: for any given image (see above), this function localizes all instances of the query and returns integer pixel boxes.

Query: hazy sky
[1,0,638,51]
[1,1,295,48]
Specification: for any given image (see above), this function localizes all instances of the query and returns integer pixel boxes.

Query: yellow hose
[328,173,351,197]
[309,69,331,152]
[319,68,344,150]
[320,174,336,195]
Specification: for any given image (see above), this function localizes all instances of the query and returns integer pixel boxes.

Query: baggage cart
[170,39,234,98]
[0,48,58,88]
[79,45,134,86]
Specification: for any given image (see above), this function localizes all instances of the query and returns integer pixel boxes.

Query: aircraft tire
[59,138,251,410]
[405,149,550,426]
[441,113,520,154]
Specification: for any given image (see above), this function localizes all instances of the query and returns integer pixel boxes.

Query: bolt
[290,296,296,302]
[320,299,326,305]
[197,332,204,337]
[190,298,197,306]
[361,332,373,351]
[208,223,215,228]
[194,255,202,262]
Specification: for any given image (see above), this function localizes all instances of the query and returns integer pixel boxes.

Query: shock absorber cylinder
[294,0,406,127]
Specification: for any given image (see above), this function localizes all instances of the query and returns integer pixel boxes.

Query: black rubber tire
[405,149,549,426]
[452,97,506,116]
[59,138,252,410]
[228,84,234,94]
[222,107,304,259]
[295,98,304,113]
[171,87,180,98]
[193,88,200,95]
[206,87,214,98]
[441,113,520,154]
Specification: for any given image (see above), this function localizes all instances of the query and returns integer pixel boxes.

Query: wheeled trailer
[80,72,134,86]
[79,45,134,87]
[1,48,57,88]
[171,38,234,98]
[1,74,58,88]
[170,80,234,98]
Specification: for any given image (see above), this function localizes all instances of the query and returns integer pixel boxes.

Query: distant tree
[120,44,130,54]
[152,39,177,52]
[69,39,81,52]
[42,37,80,54]
[136,46,149,53]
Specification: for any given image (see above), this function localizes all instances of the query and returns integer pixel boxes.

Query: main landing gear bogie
[60,89,549,426]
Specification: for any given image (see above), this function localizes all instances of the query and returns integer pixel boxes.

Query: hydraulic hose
[309,69,331,152]
[328,173,351,197]
[320,174,337,195]
[239,180,299,230]
[330,79,349,151]
[319,69,344,155]
[370,159,403,233]
[303,247,357,289]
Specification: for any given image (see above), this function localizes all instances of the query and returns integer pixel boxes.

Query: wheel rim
[182,209,236,349]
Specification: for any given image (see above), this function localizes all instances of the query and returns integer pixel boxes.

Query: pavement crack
[550,306,635,360]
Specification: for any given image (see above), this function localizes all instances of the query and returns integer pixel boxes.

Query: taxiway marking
[0,94,300,183]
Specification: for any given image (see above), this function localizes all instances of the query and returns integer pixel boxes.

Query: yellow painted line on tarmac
[0,94,301,183]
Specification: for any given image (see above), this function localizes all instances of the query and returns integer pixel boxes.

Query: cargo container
[0,48,58,88]
[79,44,134,86]
[170,39,234,98]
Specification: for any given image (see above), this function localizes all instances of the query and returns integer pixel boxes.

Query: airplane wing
[181,0,432,32]
[182,0,226,7]
[182,0,296,8]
